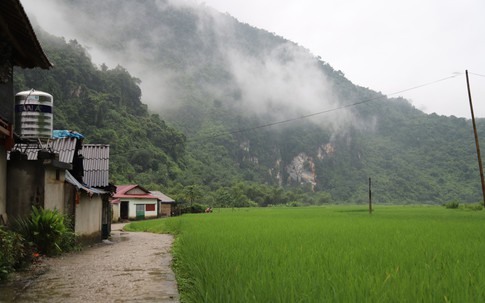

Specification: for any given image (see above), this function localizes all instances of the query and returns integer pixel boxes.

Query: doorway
[136,204,145,220]
[120,201,129,220]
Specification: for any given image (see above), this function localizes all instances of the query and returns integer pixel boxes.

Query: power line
[469,72,485,78]
[188,74,460,142]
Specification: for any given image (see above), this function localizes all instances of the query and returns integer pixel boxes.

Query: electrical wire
[188,74,461,143]
[469,72,485,78]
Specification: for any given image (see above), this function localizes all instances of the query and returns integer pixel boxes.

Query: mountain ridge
[18,0,485,205]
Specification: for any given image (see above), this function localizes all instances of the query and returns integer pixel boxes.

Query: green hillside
[17,0,485,205]
[14,32,186,188]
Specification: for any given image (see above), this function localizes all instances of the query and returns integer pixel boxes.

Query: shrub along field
[126,206,485,302]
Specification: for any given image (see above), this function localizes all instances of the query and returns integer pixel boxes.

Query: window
[146,204,156,211]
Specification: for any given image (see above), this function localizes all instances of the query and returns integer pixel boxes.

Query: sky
[196,0,485,118]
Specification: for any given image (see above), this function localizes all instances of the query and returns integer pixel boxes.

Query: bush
[13,206,77,256]
[0,228,31,281]
[444,201,460,209]
[179,203,207,214]
[463,203,483,211]
[58,216,78,252]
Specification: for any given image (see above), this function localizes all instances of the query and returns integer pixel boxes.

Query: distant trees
[170,182,332,208]
[183,185,203,206]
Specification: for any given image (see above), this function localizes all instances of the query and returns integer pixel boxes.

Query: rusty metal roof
[0,0,52,69]
[80,144,110,188]
[8,137,78,163]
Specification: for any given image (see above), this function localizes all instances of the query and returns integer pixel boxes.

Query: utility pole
[368,177,372,213]
[466,70,485,207]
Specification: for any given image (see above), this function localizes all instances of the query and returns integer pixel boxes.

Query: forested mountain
[18,0,485,205]
[14,31,186,188]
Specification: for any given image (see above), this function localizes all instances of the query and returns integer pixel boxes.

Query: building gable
[113,185,157,200]
[126,187,147,195]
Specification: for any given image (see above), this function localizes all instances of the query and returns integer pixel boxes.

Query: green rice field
[126,206,485,302]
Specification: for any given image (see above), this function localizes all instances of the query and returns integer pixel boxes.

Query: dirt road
[0,224,180,302]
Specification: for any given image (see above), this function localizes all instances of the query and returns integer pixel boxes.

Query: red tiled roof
[113,184,157,199]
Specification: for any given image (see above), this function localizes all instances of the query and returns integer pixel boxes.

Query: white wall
[111,203,120,222]
[128,198,158,219]
[44,168,65,213]
[75,193,102,239]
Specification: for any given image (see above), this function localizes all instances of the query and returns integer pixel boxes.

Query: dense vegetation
[0,207,77,281]
[18,0,485,205]
[14,31,186,188]
[126,206,485,302]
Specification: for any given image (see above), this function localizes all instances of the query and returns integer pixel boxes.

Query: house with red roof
[111,185,159,221]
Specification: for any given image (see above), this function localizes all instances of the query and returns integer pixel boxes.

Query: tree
[183,185,203,206]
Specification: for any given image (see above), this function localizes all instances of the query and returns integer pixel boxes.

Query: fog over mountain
[22,0,369,132]
[17,0,485,204]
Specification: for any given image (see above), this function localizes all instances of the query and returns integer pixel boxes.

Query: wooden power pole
[368,177,372,213]
[466,70,485,207]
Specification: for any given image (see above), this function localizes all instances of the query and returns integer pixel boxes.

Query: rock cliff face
[240,137,339,190]
[286,153,316,190]
[318,143,335,159]
[282,143,336,190]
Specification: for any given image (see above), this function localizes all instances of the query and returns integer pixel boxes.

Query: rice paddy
[126,206,485,302]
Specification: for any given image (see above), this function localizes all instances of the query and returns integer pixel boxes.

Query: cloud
[21,0,361,133]
[223,42,348,127]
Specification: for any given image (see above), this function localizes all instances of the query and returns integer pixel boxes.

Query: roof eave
[0,0,52,69]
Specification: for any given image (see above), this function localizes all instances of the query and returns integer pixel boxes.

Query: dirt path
[0,224,180,302]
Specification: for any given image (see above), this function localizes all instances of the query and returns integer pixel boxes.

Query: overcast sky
[197,0,485,118]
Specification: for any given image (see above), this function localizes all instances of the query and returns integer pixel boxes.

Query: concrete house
[112,185,158,221]
[150,190,176,217]
[80,144,113,238]
[64,142,113,243]
[0,0,52,225]
[7,137,78,219]
[8,134,113,244]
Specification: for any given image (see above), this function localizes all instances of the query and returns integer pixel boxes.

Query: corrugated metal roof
[49,137,78,163]
[150,191,176,203]
[81,144,110,187]
[0,0,52,69]
[114,184,157,199]
[8,137,78,163]
[65,170,109,195]
[114,185,138,195]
